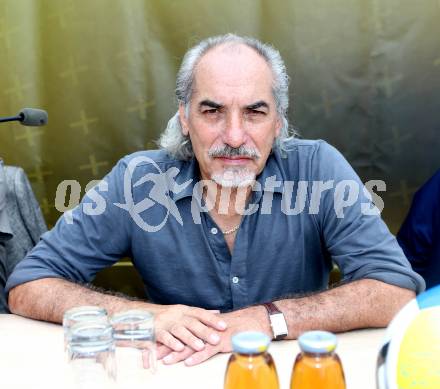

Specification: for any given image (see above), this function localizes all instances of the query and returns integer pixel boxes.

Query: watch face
[270,313,288,337]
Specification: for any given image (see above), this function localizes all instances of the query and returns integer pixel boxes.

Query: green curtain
[1,0,439,293]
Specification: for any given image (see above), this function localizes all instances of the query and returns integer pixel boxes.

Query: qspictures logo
[113,156,192,232]
[54,158,386,232]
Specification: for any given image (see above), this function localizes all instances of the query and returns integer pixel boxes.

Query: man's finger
[184,344,218,366]
[170,325,205,351]
[141,349,157,371]
[156,329,185,352]
[184,317,221,346]
[156,344,173,360]
[163,346,195,365]
[189,308,227,331]
[142,351,151,369]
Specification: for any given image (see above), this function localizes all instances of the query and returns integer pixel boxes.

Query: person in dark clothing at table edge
[397,169,440,290]
[6,34,424,366]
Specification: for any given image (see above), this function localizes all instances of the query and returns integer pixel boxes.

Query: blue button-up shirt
[6,139,424,310]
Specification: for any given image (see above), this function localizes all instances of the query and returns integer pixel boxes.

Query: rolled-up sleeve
[311,141,425,293]
[5,158,132,294]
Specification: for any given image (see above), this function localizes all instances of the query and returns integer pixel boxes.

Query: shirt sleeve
[310,141,425,293]
[5,158,132,293]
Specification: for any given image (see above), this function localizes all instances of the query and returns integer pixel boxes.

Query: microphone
[0,108,48,126]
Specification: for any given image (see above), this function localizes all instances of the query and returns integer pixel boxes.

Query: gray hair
[158,33,294,160]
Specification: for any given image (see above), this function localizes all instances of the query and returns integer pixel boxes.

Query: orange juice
[224,332,279,389]
[290,331,346,389]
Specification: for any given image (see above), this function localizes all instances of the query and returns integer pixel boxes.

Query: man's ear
[179,104,189,136]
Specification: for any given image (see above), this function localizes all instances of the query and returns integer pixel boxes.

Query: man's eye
[247,109,265,115]
[203,109,218,114]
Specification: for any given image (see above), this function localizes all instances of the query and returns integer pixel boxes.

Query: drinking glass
[63,306,109,351]
[110,310,156,388]
[67,321,116,389]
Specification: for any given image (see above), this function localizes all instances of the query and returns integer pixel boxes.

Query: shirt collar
[255,151,285,194]
[170,157,200,202]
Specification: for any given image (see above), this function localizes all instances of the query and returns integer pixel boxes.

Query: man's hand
[154,280,415,367]
[8,279,228,354]
[156,305,271,366]
[154,304,228,353]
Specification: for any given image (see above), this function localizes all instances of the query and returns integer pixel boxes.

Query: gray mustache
[208,145,261,159]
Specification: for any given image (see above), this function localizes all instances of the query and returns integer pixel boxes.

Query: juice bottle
[290,330,346,389]
[224,331,279,389]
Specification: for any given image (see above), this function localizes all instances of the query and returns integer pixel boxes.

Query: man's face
[179,43,282,187]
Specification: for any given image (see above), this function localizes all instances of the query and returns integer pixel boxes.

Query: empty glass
[63,306,109,352]
[67,321,116,389]
[110,310,156,388]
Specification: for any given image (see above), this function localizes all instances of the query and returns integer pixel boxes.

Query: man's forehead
[196,43,271,76]
[192,43,274,100]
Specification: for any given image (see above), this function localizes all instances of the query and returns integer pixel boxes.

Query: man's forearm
[156,279,416,366]
[8,277,162,323]
[8,277,228,354]
[274,279,415,338]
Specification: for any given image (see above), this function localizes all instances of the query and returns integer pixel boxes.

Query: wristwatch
[262,302,288,340]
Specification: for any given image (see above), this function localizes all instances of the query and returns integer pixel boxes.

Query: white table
[0,314,385,389]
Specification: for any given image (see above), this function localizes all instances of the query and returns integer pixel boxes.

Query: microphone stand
[0,115,22,124]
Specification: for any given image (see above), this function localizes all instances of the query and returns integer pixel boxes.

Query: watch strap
[262,302,288,340]
[263,302,281,316]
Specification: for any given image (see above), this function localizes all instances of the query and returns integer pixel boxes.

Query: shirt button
[232,276,239,284]
[210,227,218,235]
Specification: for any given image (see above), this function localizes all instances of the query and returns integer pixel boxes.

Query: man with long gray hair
[7,34,423,366]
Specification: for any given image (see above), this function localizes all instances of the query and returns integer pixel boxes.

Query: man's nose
[223,112,246,148]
